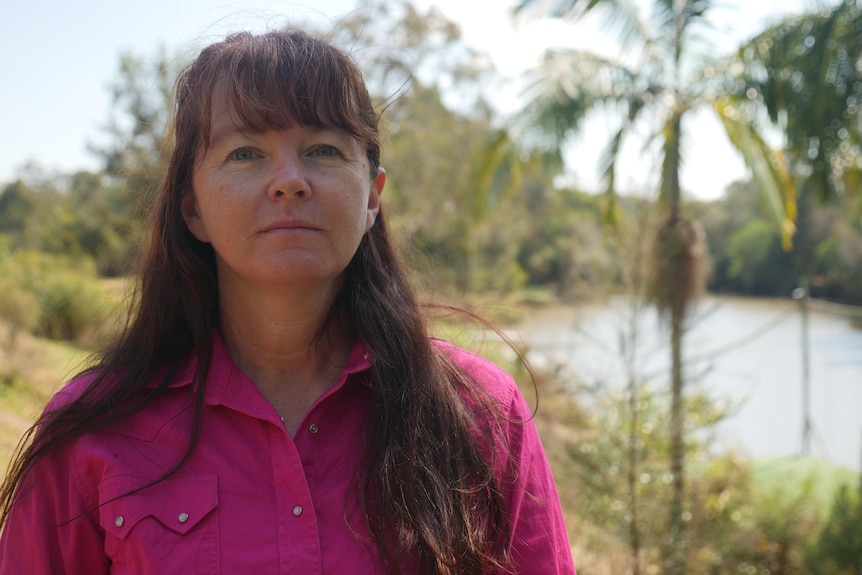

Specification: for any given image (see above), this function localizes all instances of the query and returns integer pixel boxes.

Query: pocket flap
[98,474,218,540]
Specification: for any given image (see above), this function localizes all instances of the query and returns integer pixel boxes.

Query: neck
[217,274,354,419]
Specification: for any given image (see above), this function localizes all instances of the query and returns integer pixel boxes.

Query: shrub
[0,250,109,344]
[35,267,107,343]
[0,267,39,350]
[807,481,862,574]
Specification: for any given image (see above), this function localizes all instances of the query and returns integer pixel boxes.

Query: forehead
[206,85,245,141]
[203,79,352,143]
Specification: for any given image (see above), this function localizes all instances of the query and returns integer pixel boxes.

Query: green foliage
[0,179,64,249]
[0,250,110,344]
[93,49,181,209]
[0,280,39,341]
[35,267,106,343]
[807,480,862,574]
[557,378,747,571]
[0,172,142,276]
[0,248,39,348]
[331,3,581,296]
[737,0,862,204]
[560,378,831,574]
[518,185,616,296]
[726,219,781,287]
[695,473,821,575]
[694,176,862,302]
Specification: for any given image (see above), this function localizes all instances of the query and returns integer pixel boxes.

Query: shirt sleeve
[0,443,109,575]
[434,340,577,574]
[0,390,109,575]
[500,381,577,575]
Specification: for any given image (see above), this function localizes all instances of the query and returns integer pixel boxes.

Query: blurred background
[2,1,861,573]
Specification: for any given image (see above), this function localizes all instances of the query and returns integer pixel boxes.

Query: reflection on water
[517,296,862,471]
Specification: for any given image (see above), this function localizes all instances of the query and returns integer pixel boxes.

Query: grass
[0,326,92,465]
[752,455,860,514]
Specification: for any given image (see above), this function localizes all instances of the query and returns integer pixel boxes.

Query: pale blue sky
[2,0,811,199]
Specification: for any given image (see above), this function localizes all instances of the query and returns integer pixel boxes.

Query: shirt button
[293,505,303,517]
[178,512,189,523]
[114,516,124,528]
[308,423,319,434]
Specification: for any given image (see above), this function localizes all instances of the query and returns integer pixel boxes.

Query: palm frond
[737,0,862,203]
[651,0,714,60]
[519,49,639,150]
[714,99,798,249]
[514,0,654,56]
[596,95,649,224]
[466,130,528,224]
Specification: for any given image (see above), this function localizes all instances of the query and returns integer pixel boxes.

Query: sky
[1,0,812,199]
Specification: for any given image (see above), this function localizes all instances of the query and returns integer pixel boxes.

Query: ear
[180,191,211,243]
[365,167,385,232]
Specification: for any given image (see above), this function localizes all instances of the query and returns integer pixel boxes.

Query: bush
[0,250,109,344]
[807,481,862,574]
[0,263,39,349]
[35,267,107,342]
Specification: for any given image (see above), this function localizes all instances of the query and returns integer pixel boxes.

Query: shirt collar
[159,330,374,407]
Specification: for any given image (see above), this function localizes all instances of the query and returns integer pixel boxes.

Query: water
[516,295,862,471]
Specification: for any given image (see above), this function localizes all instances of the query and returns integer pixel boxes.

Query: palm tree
[737,0,861,208]
[733,0,862,454]
[733,0,861,269]
[511,1,795,573]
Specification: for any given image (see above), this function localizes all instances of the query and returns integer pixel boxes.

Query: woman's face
[181,86,385,294]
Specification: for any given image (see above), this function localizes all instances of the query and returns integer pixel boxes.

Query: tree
[0,179,62,250]
[510,1,795,573]
[0,171,141,276]
[330,0,554,294]
[737,0,861,207]
[734,0,862,276]
[730,0,862,454]
[91,49,183,218]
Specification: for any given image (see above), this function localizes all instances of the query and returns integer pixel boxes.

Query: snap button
[308,424,319,434]
[114,516,124,528]
[178,512,189,523]
[292,505,303,517]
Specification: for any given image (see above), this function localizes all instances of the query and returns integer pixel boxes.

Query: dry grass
[0,325,91,465]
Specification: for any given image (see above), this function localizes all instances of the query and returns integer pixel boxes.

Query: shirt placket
[270,420,323,575]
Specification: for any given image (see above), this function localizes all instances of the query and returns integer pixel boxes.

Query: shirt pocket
[98,474,219,575]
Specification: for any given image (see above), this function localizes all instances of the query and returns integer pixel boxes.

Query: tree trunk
[627,385,641,575]
[666,300,686,575]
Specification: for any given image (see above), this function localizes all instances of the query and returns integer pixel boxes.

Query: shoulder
[431,339,531,417]
[45,371,102,411]
[45,346,201,413]
[432,339,513,384]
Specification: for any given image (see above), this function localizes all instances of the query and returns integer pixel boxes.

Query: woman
[0,29,575,574]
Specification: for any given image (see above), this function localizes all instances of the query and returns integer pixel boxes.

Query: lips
[260,219,320,233]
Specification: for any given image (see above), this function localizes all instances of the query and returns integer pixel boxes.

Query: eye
[312,145,339,158]
[230,148,257,161]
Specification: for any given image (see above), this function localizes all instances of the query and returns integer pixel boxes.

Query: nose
[267,154,311,201]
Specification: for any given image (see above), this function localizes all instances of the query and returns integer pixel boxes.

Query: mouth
[261,220,320,233]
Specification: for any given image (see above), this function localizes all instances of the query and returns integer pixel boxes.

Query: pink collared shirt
[0,335,575,574]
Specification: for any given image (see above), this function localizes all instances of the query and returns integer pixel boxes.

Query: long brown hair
[0,30,510,574]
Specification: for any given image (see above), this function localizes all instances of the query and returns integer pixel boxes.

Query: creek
[516,295,862,471]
